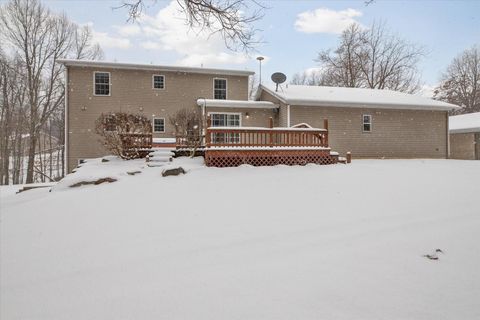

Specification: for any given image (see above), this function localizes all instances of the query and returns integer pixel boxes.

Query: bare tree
[434,45,479,114]
[0,0,103,184]
[313,22,425,93]
[169,108,203,156]
[291,69,328,86]
[72,25,104,60]
[248,74,258,100]
[1,0,72,183]
[117,0,265,51]
[95,113,152,160]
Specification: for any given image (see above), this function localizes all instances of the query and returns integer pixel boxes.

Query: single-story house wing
[449,112,480,160]
[255,84,459,159]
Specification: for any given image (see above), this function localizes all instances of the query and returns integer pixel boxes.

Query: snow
[152,137,176,143]
[58,59,254,77]
[259,84,460,111]
[197,98,278,109]
[209,126,326,131]
[1,158,480,319]
[449,112,480,133]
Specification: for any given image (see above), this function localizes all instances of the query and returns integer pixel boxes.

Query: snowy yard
[1,157,480,319]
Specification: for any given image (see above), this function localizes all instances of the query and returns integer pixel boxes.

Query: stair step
[149,157,171,162]
[150,153,174,157]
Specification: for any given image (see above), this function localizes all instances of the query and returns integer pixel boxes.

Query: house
[255,85,459,158]
[449,112,480,160]
[59,59,266,172]
[59,59,459,172]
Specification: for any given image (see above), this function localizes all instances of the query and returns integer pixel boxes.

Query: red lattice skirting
[205,149,338,167]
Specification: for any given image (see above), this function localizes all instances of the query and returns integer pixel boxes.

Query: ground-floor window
[153,118,165,133]
[363,114,372,132]
[210,113,241,143]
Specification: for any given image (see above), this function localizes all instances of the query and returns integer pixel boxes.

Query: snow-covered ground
[1,157,480,319]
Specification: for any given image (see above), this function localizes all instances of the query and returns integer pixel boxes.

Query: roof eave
[57,59,254,76]
[287,99,459,111]
[256,85,288,104]
[196,98,278,109]
[450,127,480,134]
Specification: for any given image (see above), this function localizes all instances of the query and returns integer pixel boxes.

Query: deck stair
[147,148,174,167]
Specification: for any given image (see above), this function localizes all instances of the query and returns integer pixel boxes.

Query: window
[153,75,165,89]
[210,113,240,143]
[213,78,227,100]
[153,118,165,133]
[363,114,372,132]
[211,113,240,127]
[105,114,116,132]
[94,72,110,96]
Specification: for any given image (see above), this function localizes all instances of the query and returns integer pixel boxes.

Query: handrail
[205,127,328,148]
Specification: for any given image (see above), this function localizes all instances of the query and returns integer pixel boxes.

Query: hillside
[1,157,480,319]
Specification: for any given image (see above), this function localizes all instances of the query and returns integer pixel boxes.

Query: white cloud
[295,8,362,34]
[114,24,141,37]
[84,22,131,49]
[304,67,323,76]
[418,84,437,98]
[134,1,251,66]
[92,30,131,49]
[140,41,162,50]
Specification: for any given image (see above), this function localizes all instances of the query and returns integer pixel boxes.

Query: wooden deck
[203,118,338,167]
[119,133,153,157]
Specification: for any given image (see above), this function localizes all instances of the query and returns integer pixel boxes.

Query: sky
[39,0,480,94]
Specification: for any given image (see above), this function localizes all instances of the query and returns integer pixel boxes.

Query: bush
[95,112,152,159]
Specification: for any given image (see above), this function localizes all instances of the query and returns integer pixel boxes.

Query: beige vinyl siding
[67,67,249,172]
[205,107,276,127]
[450,132,478,160]
[258,90,287,126]
[290,106,448,158]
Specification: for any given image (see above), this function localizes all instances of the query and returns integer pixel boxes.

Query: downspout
[287,104,291,127]
[446,111,450,159]
[64,66,69,174]
[199,97,207,136]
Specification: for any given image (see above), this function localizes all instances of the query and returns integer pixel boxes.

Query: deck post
[268,117,274,146]
[346,152,352,164]
[323,119,329,147]
[206,116,212,147]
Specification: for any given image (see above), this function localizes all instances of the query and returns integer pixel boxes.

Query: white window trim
[152,74,165,90]
[152,117,166,133]
[213,78,228,100]
[93,71,111,96]
[208,112,242,127]
[362,114,372,132]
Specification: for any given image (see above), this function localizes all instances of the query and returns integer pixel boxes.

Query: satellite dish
[271,72,287,92]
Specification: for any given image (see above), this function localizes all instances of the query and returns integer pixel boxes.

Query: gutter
[57,59,254,77]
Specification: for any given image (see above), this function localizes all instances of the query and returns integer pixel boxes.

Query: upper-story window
[153,75,165,89]
[363,114,372,132]
[94,72,110,96]
[214,78,227,100]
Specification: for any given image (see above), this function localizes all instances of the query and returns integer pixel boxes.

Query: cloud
[134,1,251,66]
[114,24,141,37]
[295,8,362,34]
[417,84,437,98]
[140,41,162,50]
[84,22,131,49]
[92,30,131,49]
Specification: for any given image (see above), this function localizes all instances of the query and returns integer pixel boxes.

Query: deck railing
[205,119,329,148]
[119,133,153,150]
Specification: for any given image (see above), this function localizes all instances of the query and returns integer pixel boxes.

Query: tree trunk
[25,131,37,184]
